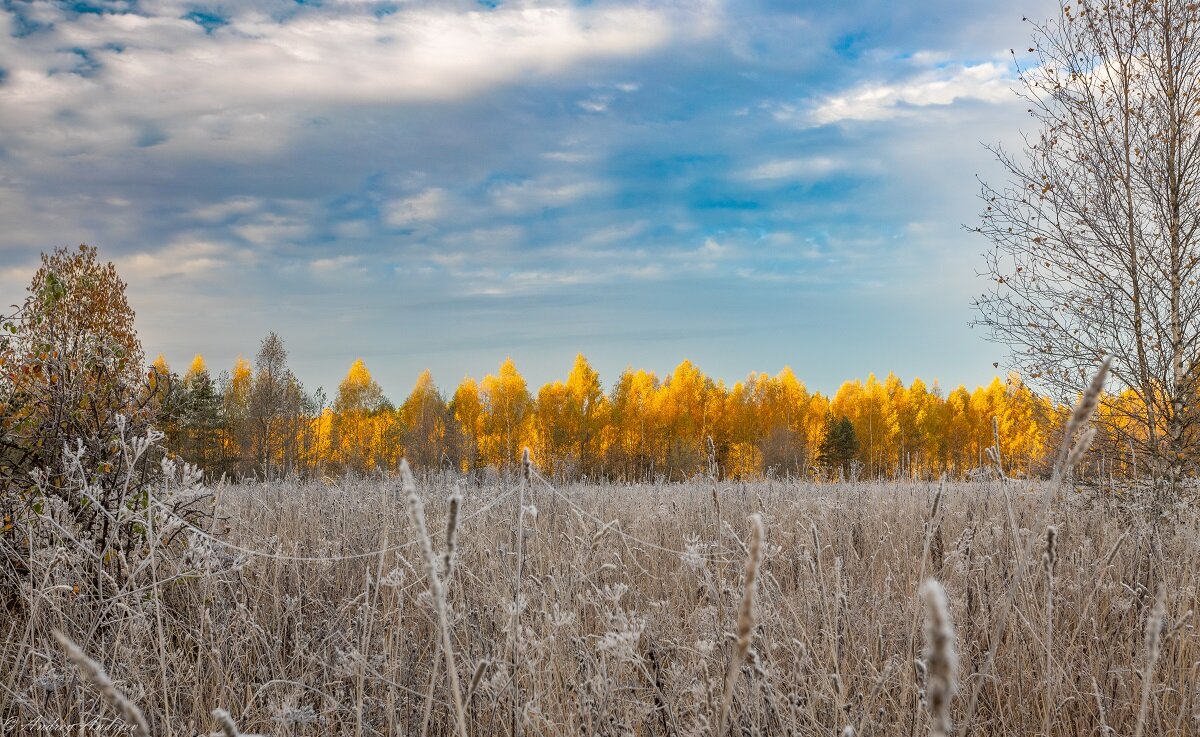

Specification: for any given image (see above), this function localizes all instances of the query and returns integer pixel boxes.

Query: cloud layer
[0,0,1038,396]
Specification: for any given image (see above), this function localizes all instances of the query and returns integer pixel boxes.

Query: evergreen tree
[819,415,859,479]
[182,358,222,468]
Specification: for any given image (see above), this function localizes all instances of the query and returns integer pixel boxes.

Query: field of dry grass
[3,469,1198,736]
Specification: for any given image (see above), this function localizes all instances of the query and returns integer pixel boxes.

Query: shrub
[0,245,206,594]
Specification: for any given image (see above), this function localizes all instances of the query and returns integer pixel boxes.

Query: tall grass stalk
[400,460,469,737]
[716,513,765,736]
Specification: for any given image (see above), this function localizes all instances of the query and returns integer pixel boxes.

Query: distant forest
[162,343,1070,482]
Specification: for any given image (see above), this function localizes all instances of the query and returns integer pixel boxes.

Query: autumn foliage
[157,347,1067,481]
[0,246,202,569]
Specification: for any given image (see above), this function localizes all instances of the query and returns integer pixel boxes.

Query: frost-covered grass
[3,474,1198,736]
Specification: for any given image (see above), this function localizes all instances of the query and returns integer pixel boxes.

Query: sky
[0,0,1044,401]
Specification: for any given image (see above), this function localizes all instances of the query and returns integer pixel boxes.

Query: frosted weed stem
[400,460,469,737]
[716,514,765,737]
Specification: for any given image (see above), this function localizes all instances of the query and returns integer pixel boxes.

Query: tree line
[155,334,1073,481]
[5,246,1156,486]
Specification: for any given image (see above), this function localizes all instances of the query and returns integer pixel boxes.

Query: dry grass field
[2,462,1198,737]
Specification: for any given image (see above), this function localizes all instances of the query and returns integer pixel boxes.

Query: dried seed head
[212,708,243,737]
[53,630,151,737]
[920,580,958,737]
[466,659,490,702]
[1054,355,1110,478]
[1133,585,1168,737]
[1144,587,1166,669]
[443,485,462,578]
[1042,526,1057,577]
[736,514,766,651]
[717,514,767,736]
[591,520,615,551]
[1064,426,1098,472]
[400,460,435,578]
[929,483,944,525]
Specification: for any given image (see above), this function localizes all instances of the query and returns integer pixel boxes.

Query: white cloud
[541,150,597,163]
[575,80,641,114]
[807,61,1015,125]
[189,198,266,223]
[120,239,246,280]
[579,221,648,246]
[233,214,311,246]
[0,2,705,157]
[577,96,612,113]
[439,225,526,250]
[463,261,666,297]
[310,254,363,273]
[490,178,605,212]
[384,188,447,227]
[697,237,728,259]
[740,156,846,181]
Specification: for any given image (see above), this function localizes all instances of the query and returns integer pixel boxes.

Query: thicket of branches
[976,0,1200,485]
[1,245,208,600]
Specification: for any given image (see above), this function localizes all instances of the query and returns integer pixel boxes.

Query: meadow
[3,465,1196,736]
[8,0,1200,733]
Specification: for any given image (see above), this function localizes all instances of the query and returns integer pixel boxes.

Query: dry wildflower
[920,580,957,737]
[707,435,718,478]
[521,446,533,483]
[1092,677,1113,736]
[31,668,65,694]
[274,702,317,728]
[602,582,630,603]
[597,611,646,663]
[511,448,532,737]
[378,567,407,588]
[1042,525,1058,737]
[916,657,926,705]
[591,521,615,551]
[53,630,151,737]
[548,603,576,628]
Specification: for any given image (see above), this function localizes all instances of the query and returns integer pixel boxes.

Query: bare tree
[975,0,1200,482]
[249,332,302,479]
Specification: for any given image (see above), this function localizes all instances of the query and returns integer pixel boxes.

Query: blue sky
[0,0,1041,400]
